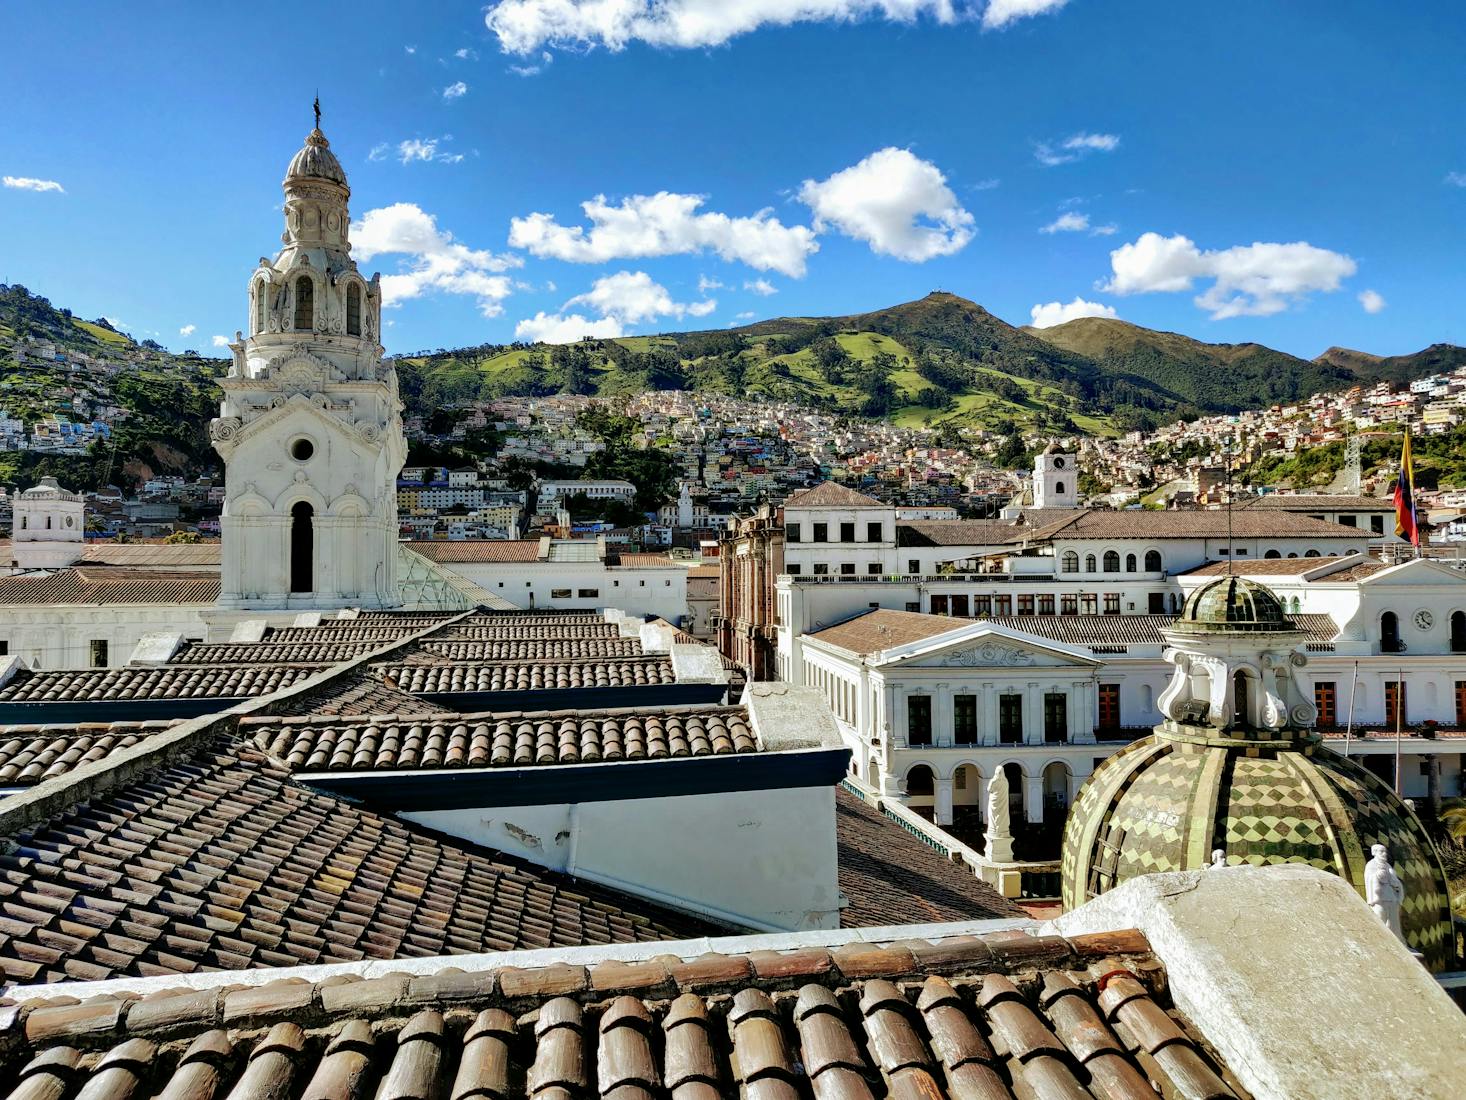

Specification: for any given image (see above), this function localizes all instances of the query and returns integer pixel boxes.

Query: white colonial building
[8,478,84,570]
[211,110,405,611]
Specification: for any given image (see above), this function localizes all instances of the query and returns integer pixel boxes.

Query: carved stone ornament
[355,420,382,444]
[209,417,242,443]
[265,350,339,395]
[941,642,1035,668]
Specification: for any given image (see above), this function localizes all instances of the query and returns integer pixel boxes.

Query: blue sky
[2,1,1464,360]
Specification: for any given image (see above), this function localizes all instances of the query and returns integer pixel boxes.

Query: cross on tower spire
[313,95,321,130]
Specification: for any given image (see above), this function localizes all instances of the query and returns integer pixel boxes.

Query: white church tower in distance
[1032,444,1079,509]
[212,103,405,610]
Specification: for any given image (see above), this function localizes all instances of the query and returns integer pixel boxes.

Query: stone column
[981,683,998,745]
[936,682,952,747]
[1024,773,1045,824]
[934,777,954,826]
[1024,681,1042,745]
[891,684,906,748]
[1073,679,1096,744]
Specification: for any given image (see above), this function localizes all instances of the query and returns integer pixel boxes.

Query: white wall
[432,560,689,623]
[0,602,213,669]
[404,781,842,931]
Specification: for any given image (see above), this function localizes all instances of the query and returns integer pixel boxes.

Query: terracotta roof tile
[246,705,758,771]
[376,657,676,694]
[171,640,390,664]
[80,542,222,567]
[409,540,543,563]
[1240,494,1393,511]
[0,745,715,986]
[409,637,648,661]
[808,609,970,655]
[0,664,325,703]
[0,569,219,607]
[1183,556,1361,577]
[0,927,1241,1100]
[1043,509,1367,540]
[0,723,175,786]
[784,482,887,508]
[835,790,1021,926]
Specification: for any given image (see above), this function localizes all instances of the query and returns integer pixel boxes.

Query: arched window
[45,516,51,530]
[346,283,361,336]
[1084,554,1097,573]
[293,276,314,332]
[1054,481,1065,496]
[1144,550,1163,572]
[19,516,26,530]
[1381,611,1401,653]
[1304,548,1321,558]
[905,764,934,797]
[290,502,314,594]
[1232,670,1250,728]
[1264,549,1281,559]
[1125,553,1137,573]
[1290,596,1302,614]
[1061,551,1079,574]
[1103,550,1120,572]
[1287,552,1298,558]
[254,284,265,334]
[1452,611,1466,653]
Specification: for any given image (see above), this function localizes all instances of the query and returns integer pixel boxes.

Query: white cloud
[565,270,698,323]
[1040,211,1088,234]
[1029,297,1117,328]
[1102,231,1357,319]
[211,335,231,348]
[698,275,725,292]
[392,137,464,165]
[982,0,1067,28]
[515,312,625,343]
[736,311,757,320]
[443,81,469,100]
[179,324,196,337]
[971,177,1001,191]
[454,47,480,59]
[3,176,64,193]
[352,202,522,317]
[1446,171,1466,188]
[405,45,417,54]
[1090,223,1117,236]
[1359,289,1386,314]
[509,191,819,277]
[798,147,974,262]
[1035,131,1120,167]
[744,278,778,296]
[510,50,554,76]
[485,1,986,54]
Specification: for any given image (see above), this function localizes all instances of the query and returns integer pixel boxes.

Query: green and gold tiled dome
[1060,728,1453,968]
[1062,574,1456,970]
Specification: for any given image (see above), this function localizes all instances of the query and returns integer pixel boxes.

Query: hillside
[1314,343,1466,386]
[1021,316,1364,413]
[0,284,227,492]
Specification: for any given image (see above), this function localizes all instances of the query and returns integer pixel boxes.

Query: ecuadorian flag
[1394,430,1420,547]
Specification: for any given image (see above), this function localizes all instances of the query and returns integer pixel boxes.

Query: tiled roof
[0,664,324,703]
[1041,509,1366,540]
[808,609,969,655]
[1311,559,1389,582]
[263,625,438,643]
[0,744,715,986]
[1184,556,1356,577]
[611,553,680,568]
[811,609,1339,654]
[433,622,622,642]
[410,637,649,662]
[80,542,222,566]
[0,926,1246,1100]
[266,671,436,718]
[0,569,220,606]
[0,722,173,786]
[898,520,1033,548]
[247,705,758,771]
[378,657,677,694]
[1241,493,1394,511]
[835,791,1020,926]
[409,540,543,563]
[170,640,391,665]
[784,482,887,508]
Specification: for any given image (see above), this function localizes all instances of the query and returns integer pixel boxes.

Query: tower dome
[285,102,347,188]
[1061,576,1455,969]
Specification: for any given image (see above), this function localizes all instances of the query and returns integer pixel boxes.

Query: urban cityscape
[0,2,1462,1095]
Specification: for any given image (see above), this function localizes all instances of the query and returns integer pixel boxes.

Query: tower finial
[313,94,321,130]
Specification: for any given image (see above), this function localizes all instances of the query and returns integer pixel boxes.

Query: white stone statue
[985,769,1014,864]
[1364,843,1406,943]
[1208,848,1226,869]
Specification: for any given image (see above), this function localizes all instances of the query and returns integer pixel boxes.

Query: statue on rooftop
[985,768,1014,864]
[1364,843,1406,942]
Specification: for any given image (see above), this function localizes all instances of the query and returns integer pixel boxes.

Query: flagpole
[1394,668,1404,794]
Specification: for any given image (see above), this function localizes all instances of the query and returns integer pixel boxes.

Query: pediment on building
[263,350,344,393]
[211,393,385,459]
[1352,557,1466,587]
[881,625,1100,670]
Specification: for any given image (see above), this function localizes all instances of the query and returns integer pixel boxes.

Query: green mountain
[1314,342,1466,385]
[0,284,227,492]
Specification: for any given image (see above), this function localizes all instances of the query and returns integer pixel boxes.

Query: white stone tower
[212,103,405,610]
[11,478,84,569]
[1032,444,1078,509]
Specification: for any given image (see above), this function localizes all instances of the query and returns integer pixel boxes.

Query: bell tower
[212,103,406,610]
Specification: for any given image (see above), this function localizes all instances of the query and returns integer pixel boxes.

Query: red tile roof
[378,657,676,694]
[0,722,174,786]
[246,705,758,771]
[0,569,220,606]
[0,925,1240,1100]
[409,540,543,563]
[0,664,324,703]
[784,482,887,508]
[0,744,716,986]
